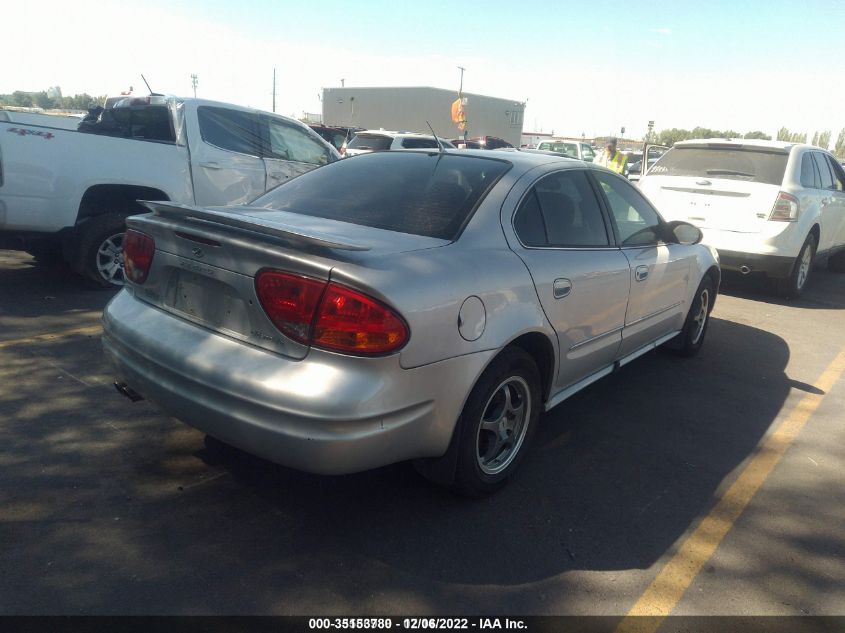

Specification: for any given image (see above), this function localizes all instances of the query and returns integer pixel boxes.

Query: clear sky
[3,0,844,142]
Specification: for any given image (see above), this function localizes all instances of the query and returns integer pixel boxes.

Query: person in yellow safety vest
[594,138,628,175]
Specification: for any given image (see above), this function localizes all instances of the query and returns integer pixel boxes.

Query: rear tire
[73,213,128,288]
[451,348,541,497]
[676,276,714,357]
[773,234,816,299]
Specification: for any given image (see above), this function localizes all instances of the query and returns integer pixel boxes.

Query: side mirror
[665,220,703,245]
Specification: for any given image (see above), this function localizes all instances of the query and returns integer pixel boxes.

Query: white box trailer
[321,86,525,147]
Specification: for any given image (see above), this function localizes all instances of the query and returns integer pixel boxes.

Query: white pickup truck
[0,96,339,286]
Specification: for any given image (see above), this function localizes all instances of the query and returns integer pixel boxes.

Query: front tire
[773,234,816,299]
[452,348,541,497]
[676,276,714,357]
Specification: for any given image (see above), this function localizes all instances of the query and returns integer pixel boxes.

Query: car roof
[672,138,796,151]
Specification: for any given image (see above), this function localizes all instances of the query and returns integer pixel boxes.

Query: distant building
[321,86,525,147]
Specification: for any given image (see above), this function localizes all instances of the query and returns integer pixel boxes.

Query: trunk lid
[126,202,447,359]
[641,176,780,233]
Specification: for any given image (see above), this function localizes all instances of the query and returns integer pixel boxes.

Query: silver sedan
[103,149,720,496]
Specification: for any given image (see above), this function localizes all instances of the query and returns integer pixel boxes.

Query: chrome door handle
[635,265,649,282]
[553,278,572,299]
[199,161,221,170]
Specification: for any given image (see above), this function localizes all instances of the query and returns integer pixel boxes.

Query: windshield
[251,152,510,240]
[648,147,788,185]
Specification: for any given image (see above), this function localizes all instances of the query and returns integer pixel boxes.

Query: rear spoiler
[139,201,371,252]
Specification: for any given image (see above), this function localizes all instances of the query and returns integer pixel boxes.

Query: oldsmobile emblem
[191,246,204,258]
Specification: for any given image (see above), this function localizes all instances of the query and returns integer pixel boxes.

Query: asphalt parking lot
[1,249,844,618]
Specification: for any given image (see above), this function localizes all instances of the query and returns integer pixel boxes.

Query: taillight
[769,191,799,222]
[254,270,409,355]
[255,271,327,344]
[123,229,155,284]
[314,284,409,354]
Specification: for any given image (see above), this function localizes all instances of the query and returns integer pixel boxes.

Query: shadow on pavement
[719,269,845,310]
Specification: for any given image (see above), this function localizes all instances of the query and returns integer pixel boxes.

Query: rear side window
[649,147,788,185]
[514,170,609,247]
[197,106,263,157]
[800,154,822,189]
[347,134,392,151]
[252,152,511,240]
[401,137,439,149]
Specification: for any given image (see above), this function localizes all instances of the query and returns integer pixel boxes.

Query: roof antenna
[141,74,154,95]
[426,121,447,154]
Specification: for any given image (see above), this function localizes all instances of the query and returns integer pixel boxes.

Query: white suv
[639,139,845,297]
[342,130,455,157]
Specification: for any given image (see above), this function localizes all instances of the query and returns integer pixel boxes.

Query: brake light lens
[769,191,799,222]
[255,271,327,344]
[254,270,409,355]
[123,229,155,284]
[314,284,409,354]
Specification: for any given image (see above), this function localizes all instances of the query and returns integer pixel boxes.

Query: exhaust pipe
[114,381,144,402]
[739,265,751,275]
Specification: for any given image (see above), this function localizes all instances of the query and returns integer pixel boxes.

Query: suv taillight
[123,229,155,284]
[255,270,409,355]
[769,191,799,222]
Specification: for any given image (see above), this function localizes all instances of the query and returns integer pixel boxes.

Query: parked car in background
[639,139,845,297]
[103,150,719,496]
[451,135,513,150]
[535,138,596,162]
[0,97,338,286]
[309,124,362,151]
[341,130,455,156]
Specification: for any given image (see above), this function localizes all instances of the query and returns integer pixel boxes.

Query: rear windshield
[251,152,511,240]
[347,134,392,151]
[648,147,788,185]
[401,137,440,149]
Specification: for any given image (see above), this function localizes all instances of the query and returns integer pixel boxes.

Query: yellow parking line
[0,324,103,350]
[615,345,845,633]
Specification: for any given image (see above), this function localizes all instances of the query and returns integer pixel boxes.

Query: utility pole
[190,74,198,98]
[457,66,466,140]
[341,78,345,87]
[272,68,276,113]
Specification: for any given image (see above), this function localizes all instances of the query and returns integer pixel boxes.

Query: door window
[593,171,662,246]
[813,153,835,190]
[197,106,263,157]
[824,155,845,192]
[265,117,331,166]
[513,170,609,247]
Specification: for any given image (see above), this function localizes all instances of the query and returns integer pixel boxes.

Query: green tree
[777,127,791,141]
[835,128,845,159]
[744,131,772,140]
[791,131,807,143]
[817,130,831,150]
[811,131,819,146]
[11,91,33,107]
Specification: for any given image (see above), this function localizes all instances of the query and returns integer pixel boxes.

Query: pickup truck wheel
[773,234,816,299]
[76,214,128,288]
[452,348,541,497]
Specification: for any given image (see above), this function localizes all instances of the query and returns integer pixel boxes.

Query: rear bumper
[102,289,493,475]
[717,250,794,278]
